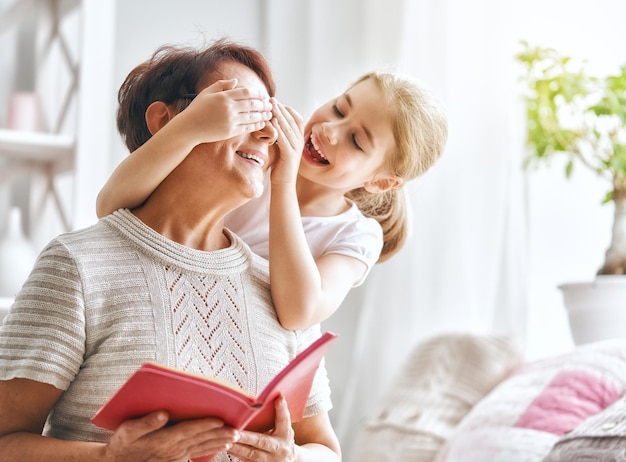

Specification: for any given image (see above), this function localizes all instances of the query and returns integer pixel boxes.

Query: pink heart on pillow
[514,370,621,435]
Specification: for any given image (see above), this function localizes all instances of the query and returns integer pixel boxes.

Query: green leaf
[601,190,614,204]
[515,40,626,199]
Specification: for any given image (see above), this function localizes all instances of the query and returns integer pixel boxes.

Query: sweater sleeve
[0,237,86,390]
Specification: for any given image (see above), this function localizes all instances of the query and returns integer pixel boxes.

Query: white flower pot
[559,275,626,345]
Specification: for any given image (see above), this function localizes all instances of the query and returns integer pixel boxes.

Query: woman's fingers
[271,395,295,442]
[113,410,169,445]
[227,396,296,462]
[107,412,240,461]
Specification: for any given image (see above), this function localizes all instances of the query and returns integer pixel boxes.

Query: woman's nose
[255,120,278,145]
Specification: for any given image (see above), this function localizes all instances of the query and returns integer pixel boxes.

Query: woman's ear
[364,176,403,193]
[145,101,175,135]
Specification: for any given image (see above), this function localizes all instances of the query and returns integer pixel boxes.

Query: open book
[92,331,337,436]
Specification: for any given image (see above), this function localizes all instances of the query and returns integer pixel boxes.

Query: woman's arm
[96,79,273,217]
[269,101,366,330]
[0,378,238,461]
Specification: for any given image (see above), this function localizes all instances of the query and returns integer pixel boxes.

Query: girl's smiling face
[300,78,397,192]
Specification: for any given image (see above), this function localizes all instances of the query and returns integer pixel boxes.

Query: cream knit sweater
[0,209,331,450]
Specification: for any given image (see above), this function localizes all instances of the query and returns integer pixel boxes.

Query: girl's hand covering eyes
[269,98,304,186]
[182,79,274,144]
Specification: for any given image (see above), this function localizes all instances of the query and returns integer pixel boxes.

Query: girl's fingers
[234,97,273,114]
[224,87,273,112]
[272,117,293,151]
[284,106,304,131]
[243,121,269,133]
[271,99,302,145]
[226,86,271,101]
[228,99,272,127]
[200,79,238,95]
[275,102,302,133]
[242,111,273,124]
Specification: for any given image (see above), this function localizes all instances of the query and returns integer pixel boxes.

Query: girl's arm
[269,101,367,330]
[96,79,273,217]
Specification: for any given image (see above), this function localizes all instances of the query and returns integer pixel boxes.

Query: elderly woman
[0,39,341,462]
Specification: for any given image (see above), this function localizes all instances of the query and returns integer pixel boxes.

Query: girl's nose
[321,122,338,145]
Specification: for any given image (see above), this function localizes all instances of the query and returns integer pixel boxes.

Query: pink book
[92,332,338,461]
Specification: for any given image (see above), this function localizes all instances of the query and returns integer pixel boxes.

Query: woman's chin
[241,177,265,200]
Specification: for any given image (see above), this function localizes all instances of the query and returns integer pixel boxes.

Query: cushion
[514,369,621,435]
[348,333,521,462]
[435,339,626,462]
[542,390,626,461]
[543,436,626,461]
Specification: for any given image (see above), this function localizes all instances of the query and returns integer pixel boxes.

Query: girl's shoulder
[302,202,383,265]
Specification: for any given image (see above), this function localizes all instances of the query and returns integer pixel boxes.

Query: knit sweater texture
[0,209,331,456]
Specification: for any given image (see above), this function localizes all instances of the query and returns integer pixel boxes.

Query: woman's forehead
[202,61,270,96]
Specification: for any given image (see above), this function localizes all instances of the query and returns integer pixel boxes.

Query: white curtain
[263,0,624,458]
[322,0,531,452]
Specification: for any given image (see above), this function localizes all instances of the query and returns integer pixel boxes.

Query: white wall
[0,0,35,237]
[0,0,15,231]
[509,0,625,359]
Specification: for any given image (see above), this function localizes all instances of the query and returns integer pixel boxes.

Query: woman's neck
[132,192,232,251]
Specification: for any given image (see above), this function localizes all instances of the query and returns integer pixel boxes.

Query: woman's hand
[181,79,273,145]
[269,98,304,187]
[104,411,239,462]
[226,397,297,462]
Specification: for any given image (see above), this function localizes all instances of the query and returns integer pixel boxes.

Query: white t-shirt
[225,181,383,287]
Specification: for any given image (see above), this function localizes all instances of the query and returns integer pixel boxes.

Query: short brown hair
[117,38,276,152]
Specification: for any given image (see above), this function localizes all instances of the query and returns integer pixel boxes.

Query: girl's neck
[295,176,352,217]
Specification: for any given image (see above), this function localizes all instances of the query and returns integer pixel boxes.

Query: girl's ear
[364,176,403,193]
[145,101,175,135]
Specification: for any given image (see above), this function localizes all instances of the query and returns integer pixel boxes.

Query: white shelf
[0,0,116,242]
[0,0,80,34]
[0,129,75,162]
[0,129,75,203]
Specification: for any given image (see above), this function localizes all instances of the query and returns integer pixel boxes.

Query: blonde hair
[345,72,448,262]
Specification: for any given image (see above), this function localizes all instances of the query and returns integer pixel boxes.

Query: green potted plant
[516,41,626,344]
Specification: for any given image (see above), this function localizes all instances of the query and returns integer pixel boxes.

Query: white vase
[559,276,626,345]
[0,207,38,297]
[6,92,41,131]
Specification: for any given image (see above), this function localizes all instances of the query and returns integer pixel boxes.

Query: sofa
[348,333,626,461]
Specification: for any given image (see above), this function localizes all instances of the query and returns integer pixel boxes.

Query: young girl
[97,71,448,330]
